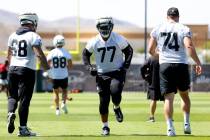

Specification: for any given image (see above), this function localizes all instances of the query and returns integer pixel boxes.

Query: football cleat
[113,107,123,123]
[18,127,36,137]
[102,126,110,136]
[7,112,16,134]
[167,128,176,137]
[61,103,68,114]
[55,109,60,116]
[147,117,155,122]
[184,123,191,134]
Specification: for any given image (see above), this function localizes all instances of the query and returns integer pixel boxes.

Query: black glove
[88,66,97,76]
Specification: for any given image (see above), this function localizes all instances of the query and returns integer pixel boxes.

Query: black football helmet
[96,17,114,40]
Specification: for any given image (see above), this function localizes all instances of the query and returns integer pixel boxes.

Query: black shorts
[52,78,68,89]
[159,63,190,95]
[147,87,164,101]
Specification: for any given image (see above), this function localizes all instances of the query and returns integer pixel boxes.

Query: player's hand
[195,65,202,75]
[47,69,53,78]
[88,66,97,76]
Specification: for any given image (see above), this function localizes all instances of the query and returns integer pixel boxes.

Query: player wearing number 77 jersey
[7,13,50,136]
[148,7,202,136]
[47,35,72,116]
[82,17,133,136]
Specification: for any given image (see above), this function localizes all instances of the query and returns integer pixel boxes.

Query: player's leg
[18,69,36,136]
[60,78,69,114]
[110,78,124,123]
[7,72,19,134]
[97,76,111,135]
[148,100,156,122]
[177,64,191,134]
[164,92,176,136]
[179,90,191,134]
[160,63,176,136]
[53,88,60,115]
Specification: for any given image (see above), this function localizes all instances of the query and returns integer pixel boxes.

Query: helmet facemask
[96,17,114,40]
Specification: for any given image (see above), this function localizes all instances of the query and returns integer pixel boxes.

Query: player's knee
[110,79,124,95]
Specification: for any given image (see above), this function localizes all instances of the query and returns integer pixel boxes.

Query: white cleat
[55,109,60,116]
[167,128,176,137]
[61,103,68,114]
[184,123,191,134]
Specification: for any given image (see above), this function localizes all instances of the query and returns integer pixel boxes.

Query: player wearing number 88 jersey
[7,13,50,136]
[47,35,72,115]
[148,7,202,136]
[82,17,133,135]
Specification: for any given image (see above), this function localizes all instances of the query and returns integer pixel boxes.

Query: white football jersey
[86,32,129,73]
[47,48,72,79]
[8,31,42,70]
[151,22,192,64]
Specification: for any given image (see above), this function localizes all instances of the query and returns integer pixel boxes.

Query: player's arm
[82,48,92,70]
[148,36,157,56]
[122,44,133,69]
[7,47,12,64]
[82,48,97,76]
[33,46,50,70]
[67,59,73,71]
[184,37,202,75]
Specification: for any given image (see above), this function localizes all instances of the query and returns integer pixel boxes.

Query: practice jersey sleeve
[85,38,95,53]
[116,34,129,50]
[31,34,42,47]
[150,25,160,39]
[65,51,72,60]
[183,26,193,38]
[7,33,15,48]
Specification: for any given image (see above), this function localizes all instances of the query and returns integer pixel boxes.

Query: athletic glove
[88,66,97,76]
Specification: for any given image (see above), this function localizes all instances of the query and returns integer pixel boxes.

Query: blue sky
[0,0,209,27]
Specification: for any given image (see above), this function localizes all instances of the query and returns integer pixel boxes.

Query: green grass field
[0,92,210,140]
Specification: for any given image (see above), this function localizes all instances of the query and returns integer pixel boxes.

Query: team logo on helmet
[96,17,114,39]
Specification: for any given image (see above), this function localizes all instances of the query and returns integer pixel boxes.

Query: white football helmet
[96,17,114,39]
[53,35,65,47]
[19,13,38,28]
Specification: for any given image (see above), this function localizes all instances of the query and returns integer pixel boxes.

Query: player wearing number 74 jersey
[47,35,72,116]
[148,7,202,136]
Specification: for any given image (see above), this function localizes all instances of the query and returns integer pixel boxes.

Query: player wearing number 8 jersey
[82,17,133,136]
[148,7,202,136]
[7,13,50,136]
[47,35,72,115]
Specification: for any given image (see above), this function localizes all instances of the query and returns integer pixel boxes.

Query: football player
[7,13,50,136]
[141,55,164,122]
[148,7,202,136]
[47,35,72,115]
[82,17,133,136]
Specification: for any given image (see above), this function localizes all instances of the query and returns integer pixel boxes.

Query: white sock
[184,113,190,124]
[103,122,108,127]
[166,118,174,129]
[20,126,27,129]
[114,105,120,109]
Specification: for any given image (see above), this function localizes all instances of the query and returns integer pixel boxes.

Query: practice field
[0,92,210,140]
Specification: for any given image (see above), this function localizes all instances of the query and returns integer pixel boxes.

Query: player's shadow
[37,134,210,138]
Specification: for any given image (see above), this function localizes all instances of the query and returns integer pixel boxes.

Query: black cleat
[18,127,36,137]
[102,126,110,136]
[7,112,16,134]
[113,107,123,122]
